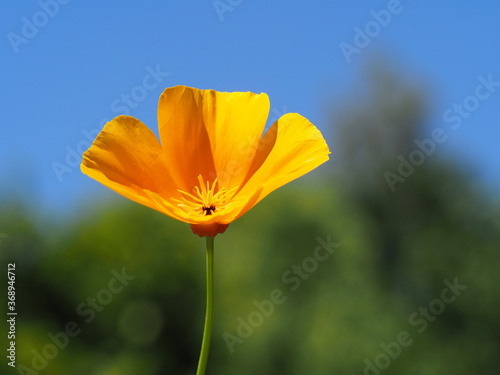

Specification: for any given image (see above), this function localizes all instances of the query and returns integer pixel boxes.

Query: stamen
[174,175,235,216]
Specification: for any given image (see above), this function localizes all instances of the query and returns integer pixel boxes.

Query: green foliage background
[1,67,499,374]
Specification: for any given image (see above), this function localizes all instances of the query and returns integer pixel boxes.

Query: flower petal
[157,85,270,191]
[81,115,182,218]
[232,113,330,219]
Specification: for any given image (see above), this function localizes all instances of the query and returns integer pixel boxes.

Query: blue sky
[1,1,499,215]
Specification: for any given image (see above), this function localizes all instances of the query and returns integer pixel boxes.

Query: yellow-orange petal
[157,85,270,192]
[232,113,330,219]
[81,115,181,218]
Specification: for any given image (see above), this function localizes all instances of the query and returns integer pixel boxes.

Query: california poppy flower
[81,85,330,237]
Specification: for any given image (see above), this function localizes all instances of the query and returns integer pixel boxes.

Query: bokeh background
[1,2,500,374]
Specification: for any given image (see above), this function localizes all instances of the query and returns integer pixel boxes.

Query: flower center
[175,175,232,216]
[202,205,216,215]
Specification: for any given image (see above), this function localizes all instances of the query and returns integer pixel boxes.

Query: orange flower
[81,86,330,237]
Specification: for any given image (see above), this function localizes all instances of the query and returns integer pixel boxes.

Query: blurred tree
[331,58,427,192]
[329,57,500,374]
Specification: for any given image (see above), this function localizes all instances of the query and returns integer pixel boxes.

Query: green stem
[196,236,214,375]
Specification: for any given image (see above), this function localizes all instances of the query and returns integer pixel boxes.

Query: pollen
[175,175,233,216]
